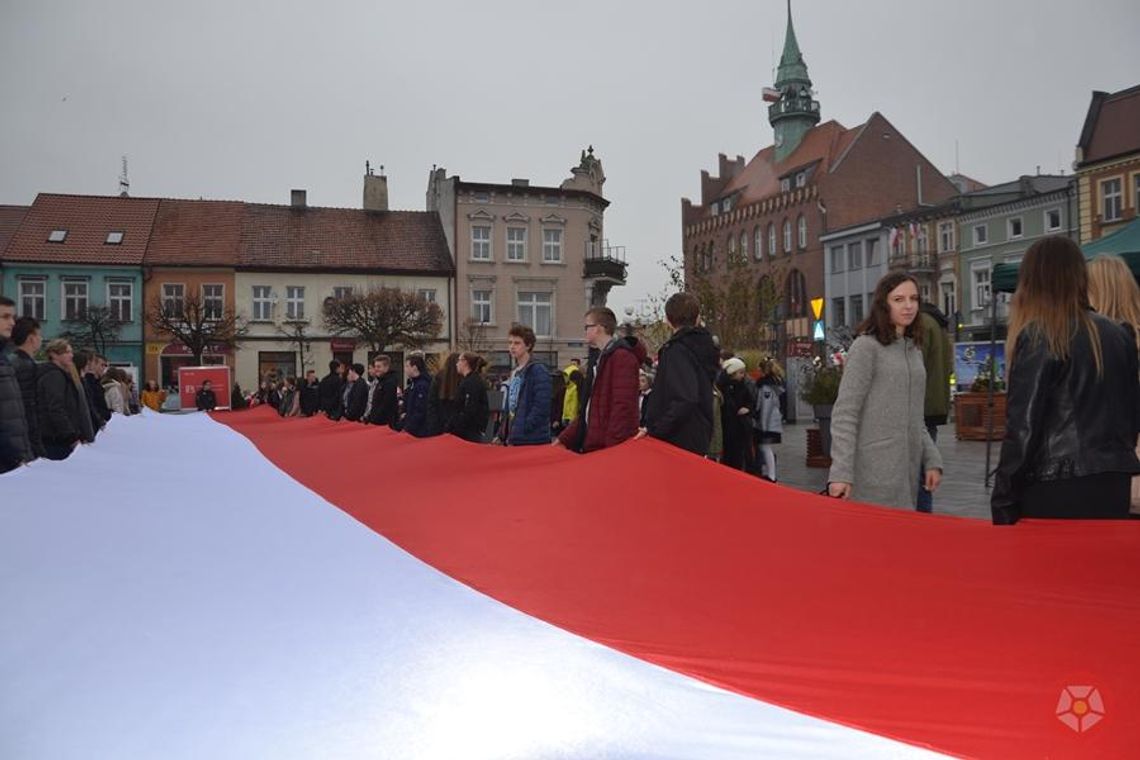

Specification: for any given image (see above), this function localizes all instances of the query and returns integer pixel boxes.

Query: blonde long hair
[1006,236,1102,374]
[1087,254,1140,350]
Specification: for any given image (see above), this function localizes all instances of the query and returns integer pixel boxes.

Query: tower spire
[768,0,820,163]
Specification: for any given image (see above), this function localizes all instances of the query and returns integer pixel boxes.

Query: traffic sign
[810,297,824,319]
[813,320,825,341]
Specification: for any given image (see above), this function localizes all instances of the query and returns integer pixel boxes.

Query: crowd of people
[0,298,144,467]
[4,238,1138,524]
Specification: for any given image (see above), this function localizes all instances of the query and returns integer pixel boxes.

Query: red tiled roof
[0,205,30,255]
[145,199,244,266]
[3,194,159,265]
[237,204,453,273]
[722,120,856,204]
[1082,85,1140,164]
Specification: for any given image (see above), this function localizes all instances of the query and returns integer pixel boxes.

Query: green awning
[992,218,1140,292]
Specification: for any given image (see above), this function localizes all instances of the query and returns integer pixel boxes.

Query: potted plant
[799,353,844,460]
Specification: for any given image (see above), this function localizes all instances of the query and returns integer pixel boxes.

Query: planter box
[955,392,1006,441]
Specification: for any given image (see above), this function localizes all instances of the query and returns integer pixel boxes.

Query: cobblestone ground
[763,421,994,520]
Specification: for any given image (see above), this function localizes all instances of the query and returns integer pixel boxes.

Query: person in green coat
[916,304,952,512]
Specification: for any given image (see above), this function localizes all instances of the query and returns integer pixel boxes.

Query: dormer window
[795,172,806,188]
[780,178,791,193]
[48,229,67,243]
[105,231,124,245]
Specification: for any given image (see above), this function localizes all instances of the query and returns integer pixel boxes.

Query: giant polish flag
[3,409,1138,759]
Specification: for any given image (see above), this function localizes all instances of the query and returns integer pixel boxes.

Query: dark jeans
[1021,472,1131,519]
[916,424,938,512]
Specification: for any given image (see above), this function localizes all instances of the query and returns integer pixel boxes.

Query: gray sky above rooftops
[1,0,1137,317]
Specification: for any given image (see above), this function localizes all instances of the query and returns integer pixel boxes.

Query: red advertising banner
[178,366,232,411]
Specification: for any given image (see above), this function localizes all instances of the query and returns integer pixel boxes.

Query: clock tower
[769,0,820,164]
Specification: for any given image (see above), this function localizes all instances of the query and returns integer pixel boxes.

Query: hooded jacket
[918,307,953,425]
[0,342,32,471]
[402,373,431,436]
[558,335,647,453]
[646,326,720,456]
[35,362,87,447]
[502,360,552,445]
[561,364,581,423]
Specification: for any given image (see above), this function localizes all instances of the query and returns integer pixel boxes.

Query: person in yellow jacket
[561,361,583,428]
[140,380,167,412]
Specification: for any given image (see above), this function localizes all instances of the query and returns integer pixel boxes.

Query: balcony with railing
[584,240,628,284]
[888,250,936,273]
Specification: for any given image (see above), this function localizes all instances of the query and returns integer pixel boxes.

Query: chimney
[511,178,530,187]
[291,189,307,208]
[364,171,389,212]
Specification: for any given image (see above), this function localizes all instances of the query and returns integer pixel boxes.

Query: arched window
[757,274,778,321]
[707,241,716,272]
[740,231,748,261]
[728,234,737,262]
[753,226,762,260]
[785,268,808,317]
[768,223,776,258]
[797,215,807,249]
[783,219,792,254]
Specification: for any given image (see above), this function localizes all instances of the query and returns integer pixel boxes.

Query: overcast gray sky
[2,0,1137,316]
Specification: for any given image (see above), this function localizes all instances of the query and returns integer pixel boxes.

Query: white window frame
[848,241,864,270]
[202,283,224,321]
[516,291,553,337]
[285,285,305,321]
[865,237,880,267]
[829,245,845,273]
[973,223,988,246]
[940,280,956,318]
[542,228,563,263]
[1044,207,1061,233]
[18,278,46,320]
[1007,216,1023,240]
[61,279,88,322]
[728,234,737,261]
[1101,177,1123,222]
[797,215,807,249]
[471,225,492,261]
[332,286,354,300]
[768,224,776,257]
[471,289,493,325]
[252,285,273,321]
[782,219,792,254]
[417,288,437,303]
[795,172,806,188]
[739,231,748,260]
[506,227,527,261]
[105,231,125,245]
[106,280,133,323]
[753,227,763,260]
[161,283,184,319]
[779,178,791,193]
[47,229,67,243]
[971,262,992,310]
[938,221,954,253]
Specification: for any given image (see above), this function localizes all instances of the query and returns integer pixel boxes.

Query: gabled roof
[1077,84,1140,166]
[2,193,159,265]
[145,199,244,266]
[721,119,855,204]
[0,205,30,255]
[238,204,453,273]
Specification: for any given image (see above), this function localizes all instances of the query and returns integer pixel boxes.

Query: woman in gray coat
[828,272,943,508]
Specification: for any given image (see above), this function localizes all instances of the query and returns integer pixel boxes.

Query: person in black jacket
[195,380,218,411]
[299,369,320,416]
[0,297,32,471]
[717,357,756,472]
[318,360,345,420]
[401,354,431,437]
[8,316,43,460]
[74,351,108,437]
[341,363,369,422]
[426,353,461,436]
[364,355,399,427]
[35,339,88,460]
[453,352,490,442]
[643,292,720,456]
[992,236,1140,524]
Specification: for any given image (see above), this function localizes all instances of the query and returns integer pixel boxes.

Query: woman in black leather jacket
[991,237,1140,524]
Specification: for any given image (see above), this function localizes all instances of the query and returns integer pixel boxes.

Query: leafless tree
[322,286,443,354]
[146,291,248,365]
[61,304,122,356]
[276,320,315,375]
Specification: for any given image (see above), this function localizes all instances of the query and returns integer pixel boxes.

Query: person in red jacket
[555,307,646,453]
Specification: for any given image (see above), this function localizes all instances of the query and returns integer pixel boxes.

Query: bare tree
[276,320,315,375]
[659,251,787,351]
[61,305,123,356]
[456,316,492,354]
[322,286,443,354]
[146,291,248,365]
